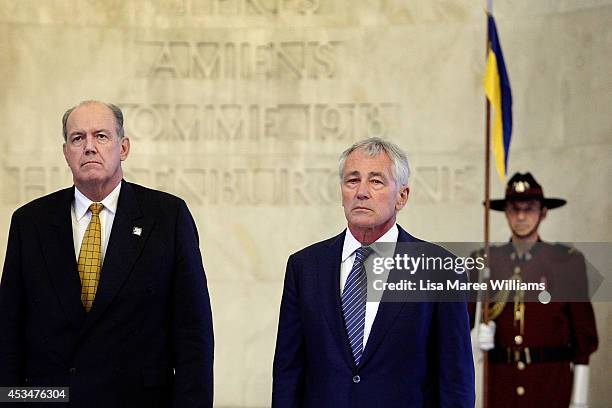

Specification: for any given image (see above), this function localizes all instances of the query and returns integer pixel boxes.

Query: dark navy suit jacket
[0,181,214,407]
[272,226,474,407]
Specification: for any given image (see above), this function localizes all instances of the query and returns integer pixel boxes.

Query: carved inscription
[154,0,325,16]
[411,165,478,204]
[2,161,477,207]
[126,166,339,206]
[1,165,72,205]
[136,40,342,79]
[118,102,399,142]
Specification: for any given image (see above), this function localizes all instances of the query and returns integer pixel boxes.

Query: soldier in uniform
[474,172,598,407]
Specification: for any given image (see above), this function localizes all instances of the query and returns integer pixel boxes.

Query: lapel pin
[132,226,142,236]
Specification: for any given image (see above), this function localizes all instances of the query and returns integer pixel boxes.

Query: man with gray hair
[273,137,475,407]
[0,100,214,407]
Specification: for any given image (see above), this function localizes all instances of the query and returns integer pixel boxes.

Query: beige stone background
[0,0,610,406]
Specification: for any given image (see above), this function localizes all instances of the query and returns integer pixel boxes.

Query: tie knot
[89,203,104,216]
[354,246,373,263]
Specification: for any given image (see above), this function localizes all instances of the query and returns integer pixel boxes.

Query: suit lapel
[39,187,86,328]
[316,230,356,369]
[81,181,154,335]
[359,225,416,367]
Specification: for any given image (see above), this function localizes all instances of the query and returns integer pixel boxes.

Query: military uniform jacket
[476,242,598,407]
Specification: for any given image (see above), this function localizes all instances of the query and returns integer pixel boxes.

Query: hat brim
[542,198,566,209]
[489,199,507,211]
[486,197,567,211]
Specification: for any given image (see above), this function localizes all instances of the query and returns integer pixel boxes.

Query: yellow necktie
[78,203,104,311]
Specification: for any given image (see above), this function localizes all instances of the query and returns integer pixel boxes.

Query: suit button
[516,386,525,396]
[33,298,40,304]
[352,375,360,383]
[69,367,77,375]
[146,286,154,294]
[514,335,523,345]
[517,361,525,370]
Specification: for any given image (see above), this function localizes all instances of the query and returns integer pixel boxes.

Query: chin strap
[570,364,590,408]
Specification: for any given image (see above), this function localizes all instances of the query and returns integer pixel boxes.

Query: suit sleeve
[272,254,305,407]
[0,213,25,386]
[172,201,214,408]
[436,268,476,407]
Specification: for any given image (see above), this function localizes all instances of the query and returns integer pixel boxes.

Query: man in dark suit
[272,137,474,407]
[0,101,214,407]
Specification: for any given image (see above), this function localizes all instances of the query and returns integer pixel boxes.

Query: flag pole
[482,1,493,407]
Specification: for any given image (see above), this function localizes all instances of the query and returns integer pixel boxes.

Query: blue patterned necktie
[341,246,373,365]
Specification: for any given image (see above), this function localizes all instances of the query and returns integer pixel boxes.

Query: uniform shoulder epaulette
[554,242,579,255]
[471,248,485,258]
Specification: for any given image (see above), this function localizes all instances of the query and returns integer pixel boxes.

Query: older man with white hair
[273,137,475,407]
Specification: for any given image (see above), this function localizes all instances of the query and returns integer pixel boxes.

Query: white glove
[569,364,590,408]
[478,321,496,351]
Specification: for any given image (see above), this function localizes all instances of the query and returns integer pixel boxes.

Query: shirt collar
[73,182,122,221]
[341,223,399,262]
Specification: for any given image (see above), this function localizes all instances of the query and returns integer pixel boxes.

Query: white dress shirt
[340,224,398,348]
[71,183,122,263]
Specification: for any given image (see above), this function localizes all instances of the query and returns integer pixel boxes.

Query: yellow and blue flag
[483,14,512,182]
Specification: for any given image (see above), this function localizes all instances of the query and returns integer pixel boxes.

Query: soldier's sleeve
[563,247,599,364]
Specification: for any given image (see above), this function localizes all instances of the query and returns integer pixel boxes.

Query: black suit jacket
[0,181,214,408]
[272,226,475,407]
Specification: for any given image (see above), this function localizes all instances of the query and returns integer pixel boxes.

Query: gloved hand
[569,364,590,408]
[478,321,496,351]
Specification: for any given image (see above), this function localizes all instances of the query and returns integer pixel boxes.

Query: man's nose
[356,181,370,199]
[83,134,97,153]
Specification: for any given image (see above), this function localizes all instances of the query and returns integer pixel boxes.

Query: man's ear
[120,137,130,161]
[540,207,548,220]
[395,186,409,211]
[62,143,69,165]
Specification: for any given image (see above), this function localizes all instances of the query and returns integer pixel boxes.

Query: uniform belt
[489,346,572,364]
